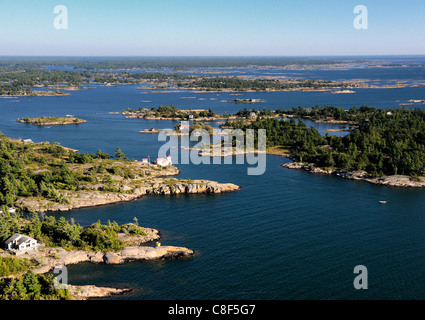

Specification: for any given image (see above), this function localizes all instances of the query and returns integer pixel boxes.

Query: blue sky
[0,0,425,56]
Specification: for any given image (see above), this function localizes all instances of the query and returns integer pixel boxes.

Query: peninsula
[0,213,194,300]
[225,105,425,187]
[0,136,239,213]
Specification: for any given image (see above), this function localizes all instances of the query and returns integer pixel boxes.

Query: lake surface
[2,60,425,299]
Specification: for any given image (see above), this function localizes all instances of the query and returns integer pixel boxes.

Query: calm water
[2,63,425,299]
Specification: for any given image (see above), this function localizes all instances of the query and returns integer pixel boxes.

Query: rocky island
[0,90,70,97]
[227,98,266,103]
[123,105,235,121]
[17,116,87,126]
[139,128,162,133]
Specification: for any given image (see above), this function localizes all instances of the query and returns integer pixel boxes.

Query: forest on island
[230,106,425,178]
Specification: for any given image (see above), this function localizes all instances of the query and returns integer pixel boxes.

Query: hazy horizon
[1,0,425,56]
[1,54,425,58]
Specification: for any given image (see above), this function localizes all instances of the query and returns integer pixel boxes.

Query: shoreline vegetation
[17,116,87,126]
[124,105,425,187]
[0,212,194,300]
[223,105,425,187]
[0,134,236,299]
[124,105,234,121]
[0,136,239,213]
[142,104,425,188]
[227,98,266,103]
[3,58,425,299]
[0,90,70,97]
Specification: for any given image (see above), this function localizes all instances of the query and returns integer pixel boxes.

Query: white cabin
[4,234,39,252]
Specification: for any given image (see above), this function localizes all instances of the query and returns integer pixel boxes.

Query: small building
[4,234,39,252]
[142,158,149,164]
[22,139,33,143]
[0,207,16,215]
[248,112,257,120]
[156,155,172,167]
[180,124,191,132]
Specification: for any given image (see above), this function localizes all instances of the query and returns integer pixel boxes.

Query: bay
[1,61,425,299]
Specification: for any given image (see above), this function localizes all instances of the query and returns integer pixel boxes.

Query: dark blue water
[2,84,425,155]
[2,62,425,299]
[59,158,425,300]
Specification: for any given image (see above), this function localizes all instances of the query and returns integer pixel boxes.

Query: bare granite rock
[104,246,194,264]
[16,179,240,213]
[283,161,425,187]
[4,227,195,273]
[103,252,121,264]
[23,244,194,272]
[67,285,134,300]
[117,227,160,245]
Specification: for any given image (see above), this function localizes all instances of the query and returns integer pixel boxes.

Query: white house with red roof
[156,154,172,167]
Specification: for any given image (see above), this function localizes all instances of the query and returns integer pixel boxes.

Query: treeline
[235,108,277,118]
[0,70,89,88]
[0,57,342,70]
[0,66,349,95]
[125,105,217,119]
[230,116,325,151]
[0,211,146,251]
[189,77,344,91]
[0,212,145,300]
[129,72,190,81]
[0,270,71,300]
[285,105,380,122]
[231,106,425,178]
[190,77,284,91]
[0,135,133,207]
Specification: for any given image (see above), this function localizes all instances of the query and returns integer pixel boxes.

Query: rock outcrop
[67,285,134,300]
[0,228,194,300]
[16,179,240,213]
[0,227,194,274]
[104,246,194,264]
[282,162,425,187]
[20,245,194,274]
